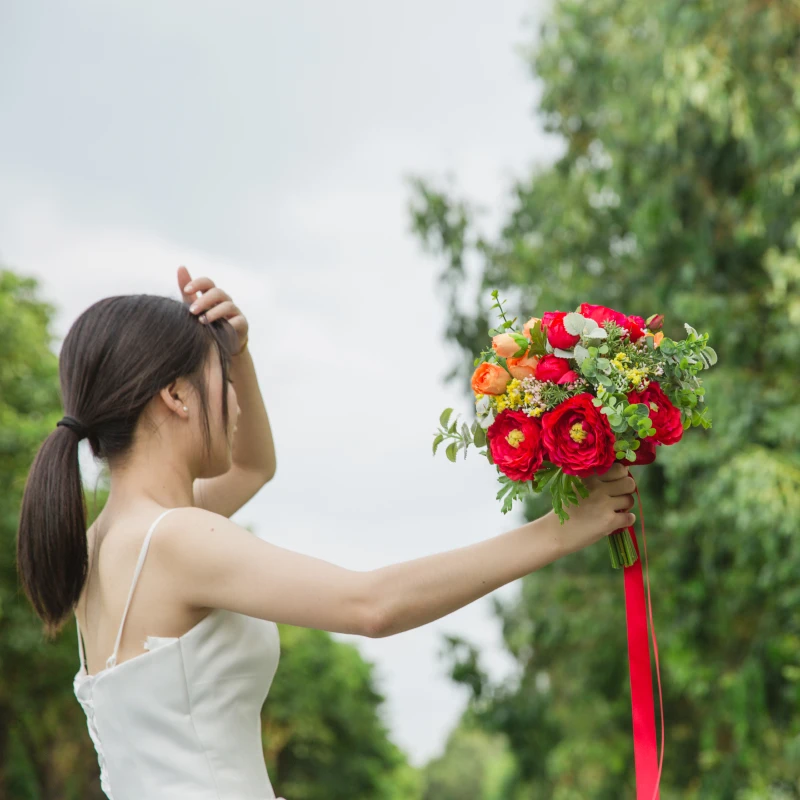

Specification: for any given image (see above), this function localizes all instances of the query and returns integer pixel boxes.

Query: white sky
[0,0,563,767]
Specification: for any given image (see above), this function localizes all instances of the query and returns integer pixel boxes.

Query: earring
[183,406,188,413]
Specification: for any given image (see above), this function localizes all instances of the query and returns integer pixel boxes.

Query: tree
[419,716,517,800]
[409,1,800,796]
[264,623,422,800]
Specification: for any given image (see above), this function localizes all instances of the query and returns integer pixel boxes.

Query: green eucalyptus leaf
[563,312,586,336]
[586,328,608,339]
[573,344,590,365]
[659,338,676,355]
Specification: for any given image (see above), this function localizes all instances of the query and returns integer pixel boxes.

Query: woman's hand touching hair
[178,266,249,356]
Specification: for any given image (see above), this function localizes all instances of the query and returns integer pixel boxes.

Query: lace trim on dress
[73,672,115,798]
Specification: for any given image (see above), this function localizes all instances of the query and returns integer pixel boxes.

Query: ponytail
[17,423,88,639]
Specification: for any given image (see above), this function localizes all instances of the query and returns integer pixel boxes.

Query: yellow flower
[625,368,647,387]
[503,378,525,410]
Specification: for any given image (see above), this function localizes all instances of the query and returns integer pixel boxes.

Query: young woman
[15,268,637,800]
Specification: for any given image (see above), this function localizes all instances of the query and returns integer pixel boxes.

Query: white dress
[73,508,282,799]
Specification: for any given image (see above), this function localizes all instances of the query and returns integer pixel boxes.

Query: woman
[15,268,637,800]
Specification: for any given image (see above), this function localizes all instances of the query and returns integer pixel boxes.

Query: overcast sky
[0,0,564,768]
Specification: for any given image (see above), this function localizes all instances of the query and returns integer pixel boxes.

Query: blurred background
[1,1,798,798]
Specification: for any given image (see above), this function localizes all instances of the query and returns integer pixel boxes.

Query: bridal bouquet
[433,291,717,568]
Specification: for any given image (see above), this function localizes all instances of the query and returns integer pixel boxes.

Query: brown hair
[16,293,238,638]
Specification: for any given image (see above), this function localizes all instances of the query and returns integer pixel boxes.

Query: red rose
[541,393,617,478]
[486,409,546,481]
[580,303,628,329]
[579,303,646,342]
[542,310,581,350]
[535,354,573,383]
[623,315,646,343]
[627,381,683,445]
[557,369,580,385]
[628,435,658,465]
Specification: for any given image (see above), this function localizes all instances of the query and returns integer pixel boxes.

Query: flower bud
[645,313,664,332]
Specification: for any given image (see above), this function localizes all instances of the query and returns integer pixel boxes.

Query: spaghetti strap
[75,611,87,671]
[105,507,180,670]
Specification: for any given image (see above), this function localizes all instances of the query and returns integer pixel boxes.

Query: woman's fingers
[197,299,238,324]
[604,475,637,496]
[611,493,635,512]
[188,286,228,315]
[182,273,216,296]
[178,266,196,302]
[597,462,630,482]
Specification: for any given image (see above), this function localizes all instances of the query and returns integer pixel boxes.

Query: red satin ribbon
[620,485,664,799]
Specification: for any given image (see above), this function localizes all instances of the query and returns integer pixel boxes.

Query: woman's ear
[159,382,190,420]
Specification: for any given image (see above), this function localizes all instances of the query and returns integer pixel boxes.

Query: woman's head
[16,293,239,638]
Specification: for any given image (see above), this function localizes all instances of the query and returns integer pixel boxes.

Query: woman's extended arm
[160,464,636,639]
[364,463,636,637]
[363,511,566,638]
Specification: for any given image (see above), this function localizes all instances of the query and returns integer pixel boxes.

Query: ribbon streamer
[621,484,664,799]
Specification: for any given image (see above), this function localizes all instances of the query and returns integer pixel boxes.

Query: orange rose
[644,331,664,347]
[492,333,520,358]
[471,362,512,395]
[506,353,540,380]
[523,317,542,340]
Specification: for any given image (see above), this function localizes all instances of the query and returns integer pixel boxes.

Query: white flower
[475,394,492,416]
[479,409,496,430]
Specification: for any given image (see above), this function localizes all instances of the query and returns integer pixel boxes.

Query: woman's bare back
[75,505,210,677]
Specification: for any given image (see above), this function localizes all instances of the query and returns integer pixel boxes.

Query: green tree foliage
[419,717,517,800]
[409,1,800,796]
[264,624,422,800]
[0,268,422,799]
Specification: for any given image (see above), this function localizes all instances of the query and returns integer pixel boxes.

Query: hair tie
[56,415,90,440]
